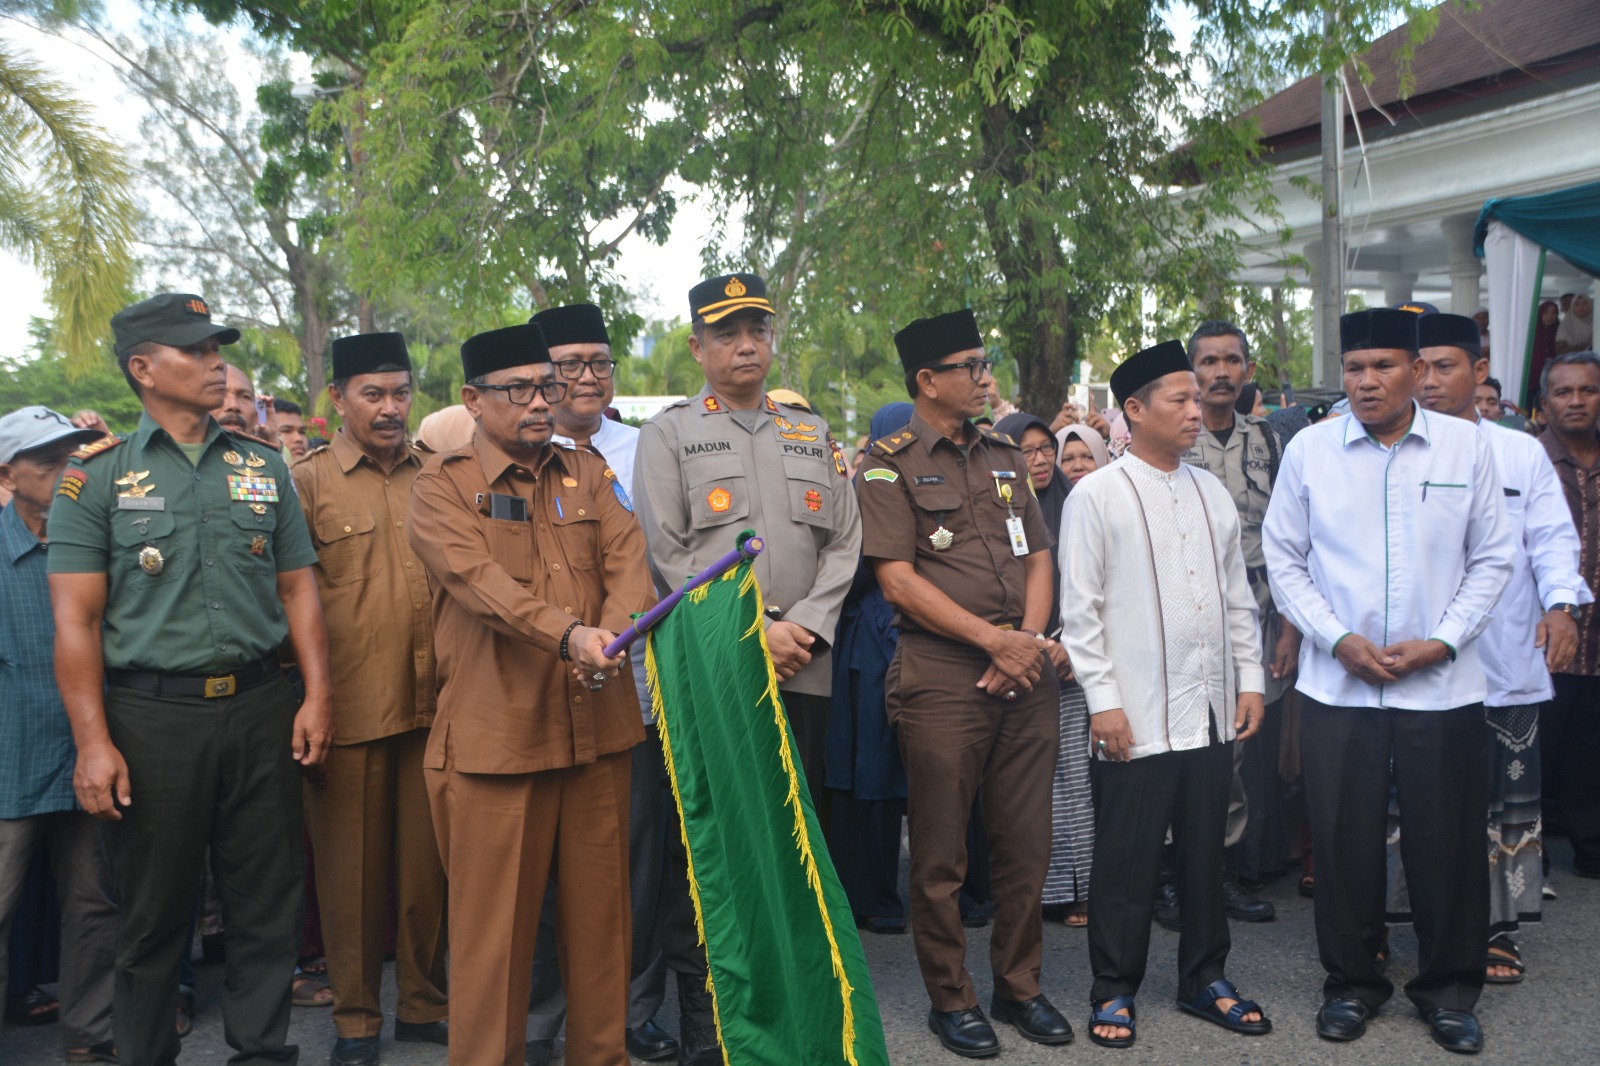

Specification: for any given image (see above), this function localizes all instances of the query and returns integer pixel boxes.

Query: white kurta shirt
[1262,403,1514,711]
[1476,418,1592,706]
[1060,453,1264,761]
[554,415,640,500]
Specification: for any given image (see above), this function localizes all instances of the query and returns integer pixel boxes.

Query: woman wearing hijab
[1234,382,1266,419]
[995,411,1096,926]
[1527,301,1561,403]
[825,402,913,934]
[1056,423,1109,487]
[1556,294,1594,355]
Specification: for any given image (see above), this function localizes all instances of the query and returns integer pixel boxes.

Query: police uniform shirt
[47,413,317,674]
[854,411,1052,632]
[633,385,862,698]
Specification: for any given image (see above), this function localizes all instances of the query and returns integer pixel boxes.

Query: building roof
[1247,0,1600,156]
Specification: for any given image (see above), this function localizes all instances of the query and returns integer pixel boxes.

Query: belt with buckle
[107,654,282,699]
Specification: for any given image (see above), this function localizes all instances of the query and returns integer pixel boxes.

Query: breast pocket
[910,485,965,542]
[551,494,600,572]
[314,513,377,587]
[486,518,535,583]
[112,510,179,587]
[782,456,832,530]
[685,455,750,530]
[231,502,280,574]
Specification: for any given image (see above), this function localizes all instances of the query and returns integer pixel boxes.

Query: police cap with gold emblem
[331,331,412,381]
[893,309,985,374]
[461,322,551,381]
[110,293,241,356]
[689,273,775,326]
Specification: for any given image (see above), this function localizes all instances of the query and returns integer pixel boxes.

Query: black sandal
[1486,934,1526,984]
[1088,996,1136,1048]
[1177,978,1272,1035]
[5,985,59,1026]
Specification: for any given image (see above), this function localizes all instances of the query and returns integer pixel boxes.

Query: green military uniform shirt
[47,412,318,674]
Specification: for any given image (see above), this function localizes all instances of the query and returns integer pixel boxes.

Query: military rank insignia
[57,470,87,501]
[763,395,779,414]
[227,473,279,503]
[71,435,121,461]
[804,488,822,512]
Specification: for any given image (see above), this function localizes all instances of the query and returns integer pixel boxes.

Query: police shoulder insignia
[978,426,1017,448]
[869,429,916,457]
[830,437,848,477]
[703,395,723,413]
[763,394,779,414]
[71,435,122,461]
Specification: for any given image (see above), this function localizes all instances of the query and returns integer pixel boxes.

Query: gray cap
[0,406,104,465]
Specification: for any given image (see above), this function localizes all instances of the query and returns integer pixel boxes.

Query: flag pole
[604,529,765,658]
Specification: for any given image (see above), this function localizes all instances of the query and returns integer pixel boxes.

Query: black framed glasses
[475,380,569,405]
[1020,442,1057,462]
[926,358,993,382]
[553,357,617,380]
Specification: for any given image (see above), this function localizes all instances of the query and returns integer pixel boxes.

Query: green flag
[646,557,889,1066]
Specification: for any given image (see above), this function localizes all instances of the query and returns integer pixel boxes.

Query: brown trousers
[427,751,632,1066]
[889,635,1059,1011]
[304,728,448,1037]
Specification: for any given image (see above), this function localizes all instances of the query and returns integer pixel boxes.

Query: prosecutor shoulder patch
[71,435,122,462]
[869,428,917,457]
[977,425,1017,448]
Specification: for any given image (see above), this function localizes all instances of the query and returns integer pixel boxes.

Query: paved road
[7,839,1596,1064]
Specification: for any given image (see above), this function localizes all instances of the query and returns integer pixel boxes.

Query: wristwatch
[1554,603,1582,620]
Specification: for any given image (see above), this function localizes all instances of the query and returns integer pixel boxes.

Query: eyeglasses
[1020,442,1057,462]
[475,380,569,405]
[553,357,617,380]
[926,358,994,382]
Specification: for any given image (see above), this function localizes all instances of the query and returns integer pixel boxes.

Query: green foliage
[0,318,144,430]
[0,19,136,371]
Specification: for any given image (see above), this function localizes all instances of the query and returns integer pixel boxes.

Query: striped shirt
[0,504,78,818]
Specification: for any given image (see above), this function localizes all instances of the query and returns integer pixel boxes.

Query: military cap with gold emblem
[688,273,775,326]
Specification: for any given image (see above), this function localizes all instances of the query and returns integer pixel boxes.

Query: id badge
[1006,514,1029,556]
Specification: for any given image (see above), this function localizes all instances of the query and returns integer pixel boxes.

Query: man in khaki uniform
[291,332,447,1064]
[408,322,656,1066]
[855,309,1070,1057]
[632,273,861,1064]
[1166,320,1294,928]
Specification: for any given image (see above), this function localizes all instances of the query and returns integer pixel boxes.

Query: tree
[0,1,136,369]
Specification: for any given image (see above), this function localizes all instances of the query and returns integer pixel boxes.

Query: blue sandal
[1177,978,1271,1035]
[1088,996,1136,1048]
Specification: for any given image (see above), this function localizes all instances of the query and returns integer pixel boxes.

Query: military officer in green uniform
[48,293,334,1066]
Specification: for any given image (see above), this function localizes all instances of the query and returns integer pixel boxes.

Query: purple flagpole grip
[602,530,764,658]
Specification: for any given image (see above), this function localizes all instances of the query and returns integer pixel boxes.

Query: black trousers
[1543,673,1600,873]
[1087,732,1232,1004]
[104,675,303,1066]
[824,793,906,921]
[1302,698,1487,1012]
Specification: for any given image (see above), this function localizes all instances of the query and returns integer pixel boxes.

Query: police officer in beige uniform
[633,273,861,1063]
[1173,321,1296,929]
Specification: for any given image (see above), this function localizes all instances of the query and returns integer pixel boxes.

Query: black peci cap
[530,303,611,348]
[893,309,985,374]
[111,293,240,355]
[1340,308,1419,355]
[461,323,550,381]
[1417,313,1482,359]
[1111,340,1192,407]
[330,332,412,381]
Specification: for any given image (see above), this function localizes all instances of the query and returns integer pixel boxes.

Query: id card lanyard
[995,476,1029,557]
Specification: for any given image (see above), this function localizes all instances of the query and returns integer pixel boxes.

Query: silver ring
[593,671,607,681]
[1096,739,1107,750]
[1004,690,1017,701]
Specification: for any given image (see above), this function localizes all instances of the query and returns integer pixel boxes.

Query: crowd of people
[2,279,1599,1066]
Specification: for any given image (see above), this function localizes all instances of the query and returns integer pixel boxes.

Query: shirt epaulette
[292,443,330,466]
[978,426,1017,448]
[226,429,279,451]
[71,435,123,462]
[870,429,918,456]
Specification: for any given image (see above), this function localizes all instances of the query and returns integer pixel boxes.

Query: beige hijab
[1055,423,1109,471]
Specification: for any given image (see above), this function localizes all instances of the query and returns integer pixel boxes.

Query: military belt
[107,654,282,699]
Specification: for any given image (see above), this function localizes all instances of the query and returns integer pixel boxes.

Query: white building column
[1442,214,1484,314]
[1380,271,1419,308]
[1305,239,1335,387]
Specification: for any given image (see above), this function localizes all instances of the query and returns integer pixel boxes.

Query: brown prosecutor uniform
[291,431,447,1038]
[856,412,1059,1011]
[407,432,654,1066]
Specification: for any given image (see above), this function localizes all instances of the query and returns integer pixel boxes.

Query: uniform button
[404,560,414,569]
[210,601,221,610]
[395,520,403,528]
[573,695,583,704]
[552,563,561,571]
[538,523,547,530]
[414,603,423,610]
[957,459,966,467]
[344,525,352,533]
[205,558,214,566]
[201,516,209,523]
[577,509,586,517]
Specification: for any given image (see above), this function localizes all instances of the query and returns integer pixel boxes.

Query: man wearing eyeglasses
[407,322,657,1065]
[856,309,1072,1056]
[523,303,679,1064]
[632,273,862,1064]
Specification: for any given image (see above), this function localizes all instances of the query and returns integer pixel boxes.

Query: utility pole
[1316,6,1346,388]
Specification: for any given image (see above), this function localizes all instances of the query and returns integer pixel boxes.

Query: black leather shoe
[1316,998,1375,1042]
[394,1019,447,1045]
[1153,880,1181,931]
[990,994,1073,1045]
[677,973,722,1065]
[928,1007,1001,1058]
[330,1037,379,1066]
[626,1018,679,1061]
[857,914,908,934]
[1422,1009,1483,1054]
[524,1039,554,1066]
[1222,874,1276,922]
